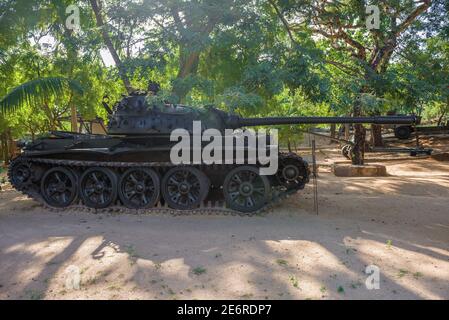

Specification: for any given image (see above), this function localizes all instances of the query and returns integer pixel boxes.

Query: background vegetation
[0,0,448,164]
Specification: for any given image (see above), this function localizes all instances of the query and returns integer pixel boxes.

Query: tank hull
[9,132,309,213]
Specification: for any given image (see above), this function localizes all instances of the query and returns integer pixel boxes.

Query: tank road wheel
[118,168,160,209]
[9,160,33,191]
[223,166,270,213]
[41,167,77,207]
[79,167,117,209]
[161,167,209,210]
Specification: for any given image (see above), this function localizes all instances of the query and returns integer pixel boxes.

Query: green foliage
[192,266,207,275]
[215,86,264,113]
[0,0,447,143]
[0,77,83,114]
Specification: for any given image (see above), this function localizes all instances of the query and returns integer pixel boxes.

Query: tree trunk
[352,125,366,165]
[330,123,336,138]
[352,97,365,165]
[371,124,384,147]
[90,0,133,94]
[330,123,336,144]
[1,132,9,164]
[6,128,13,162]
[0,133,5,164]
[437,110,446,126]
[71,104,78,132]
[344,124,350,140]
[172,45,200,102]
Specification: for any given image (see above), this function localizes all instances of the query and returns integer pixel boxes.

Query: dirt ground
[0,146,448,300]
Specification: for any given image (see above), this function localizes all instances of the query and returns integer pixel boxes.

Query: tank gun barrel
[233,115,417,128]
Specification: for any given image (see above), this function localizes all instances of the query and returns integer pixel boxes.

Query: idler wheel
[161,167,209,210]
[9,160,33,190]
[223,166,270,213]
[41,167,78,207]
[118,168,160,209]
[276,157,307,190]
[282,165,300,181]
[79,167,117,208]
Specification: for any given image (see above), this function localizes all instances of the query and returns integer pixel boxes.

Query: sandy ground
[0,155,448,300]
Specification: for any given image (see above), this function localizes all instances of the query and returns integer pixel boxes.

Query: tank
[8,91,416,213]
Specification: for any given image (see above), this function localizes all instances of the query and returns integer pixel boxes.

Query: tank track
[8,153,308,217]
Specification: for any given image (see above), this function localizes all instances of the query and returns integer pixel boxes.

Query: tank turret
[106,92,416,135]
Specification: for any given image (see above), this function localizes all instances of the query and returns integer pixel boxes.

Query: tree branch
[395,0,431,37]
[268,0,296,45]
[325,60,359,76]
[89,0,133,93]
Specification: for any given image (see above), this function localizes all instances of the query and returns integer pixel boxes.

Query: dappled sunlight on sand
[1,153,449,299]
[355,238,449,299]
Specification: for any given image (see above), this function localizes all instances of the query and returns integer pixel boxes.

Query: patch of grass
[386,240,393,249]
[108,285,121,291]
[398,269,409,278]
[350,281,362,289]
[320,286,326,293]
[289,275,299,288]
[80,267,89,275]
[337,286,345,294]
[413,272,423,279]
[276,259,288,266]
[124,244,139,259]
[167,288,175,295]
[345,248,357,254]
[84,277,98,286]
[124,245,140,264]
[192,266,207,275]
[154,262,162,270]
[25,289,44,300]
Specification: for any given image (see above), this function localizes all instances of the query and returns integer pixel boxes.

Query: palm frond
[0,77,84,114]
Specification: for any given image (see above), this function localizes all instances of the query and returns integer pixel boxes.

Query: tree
[269,0,433,164]
[0,0,447,164]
